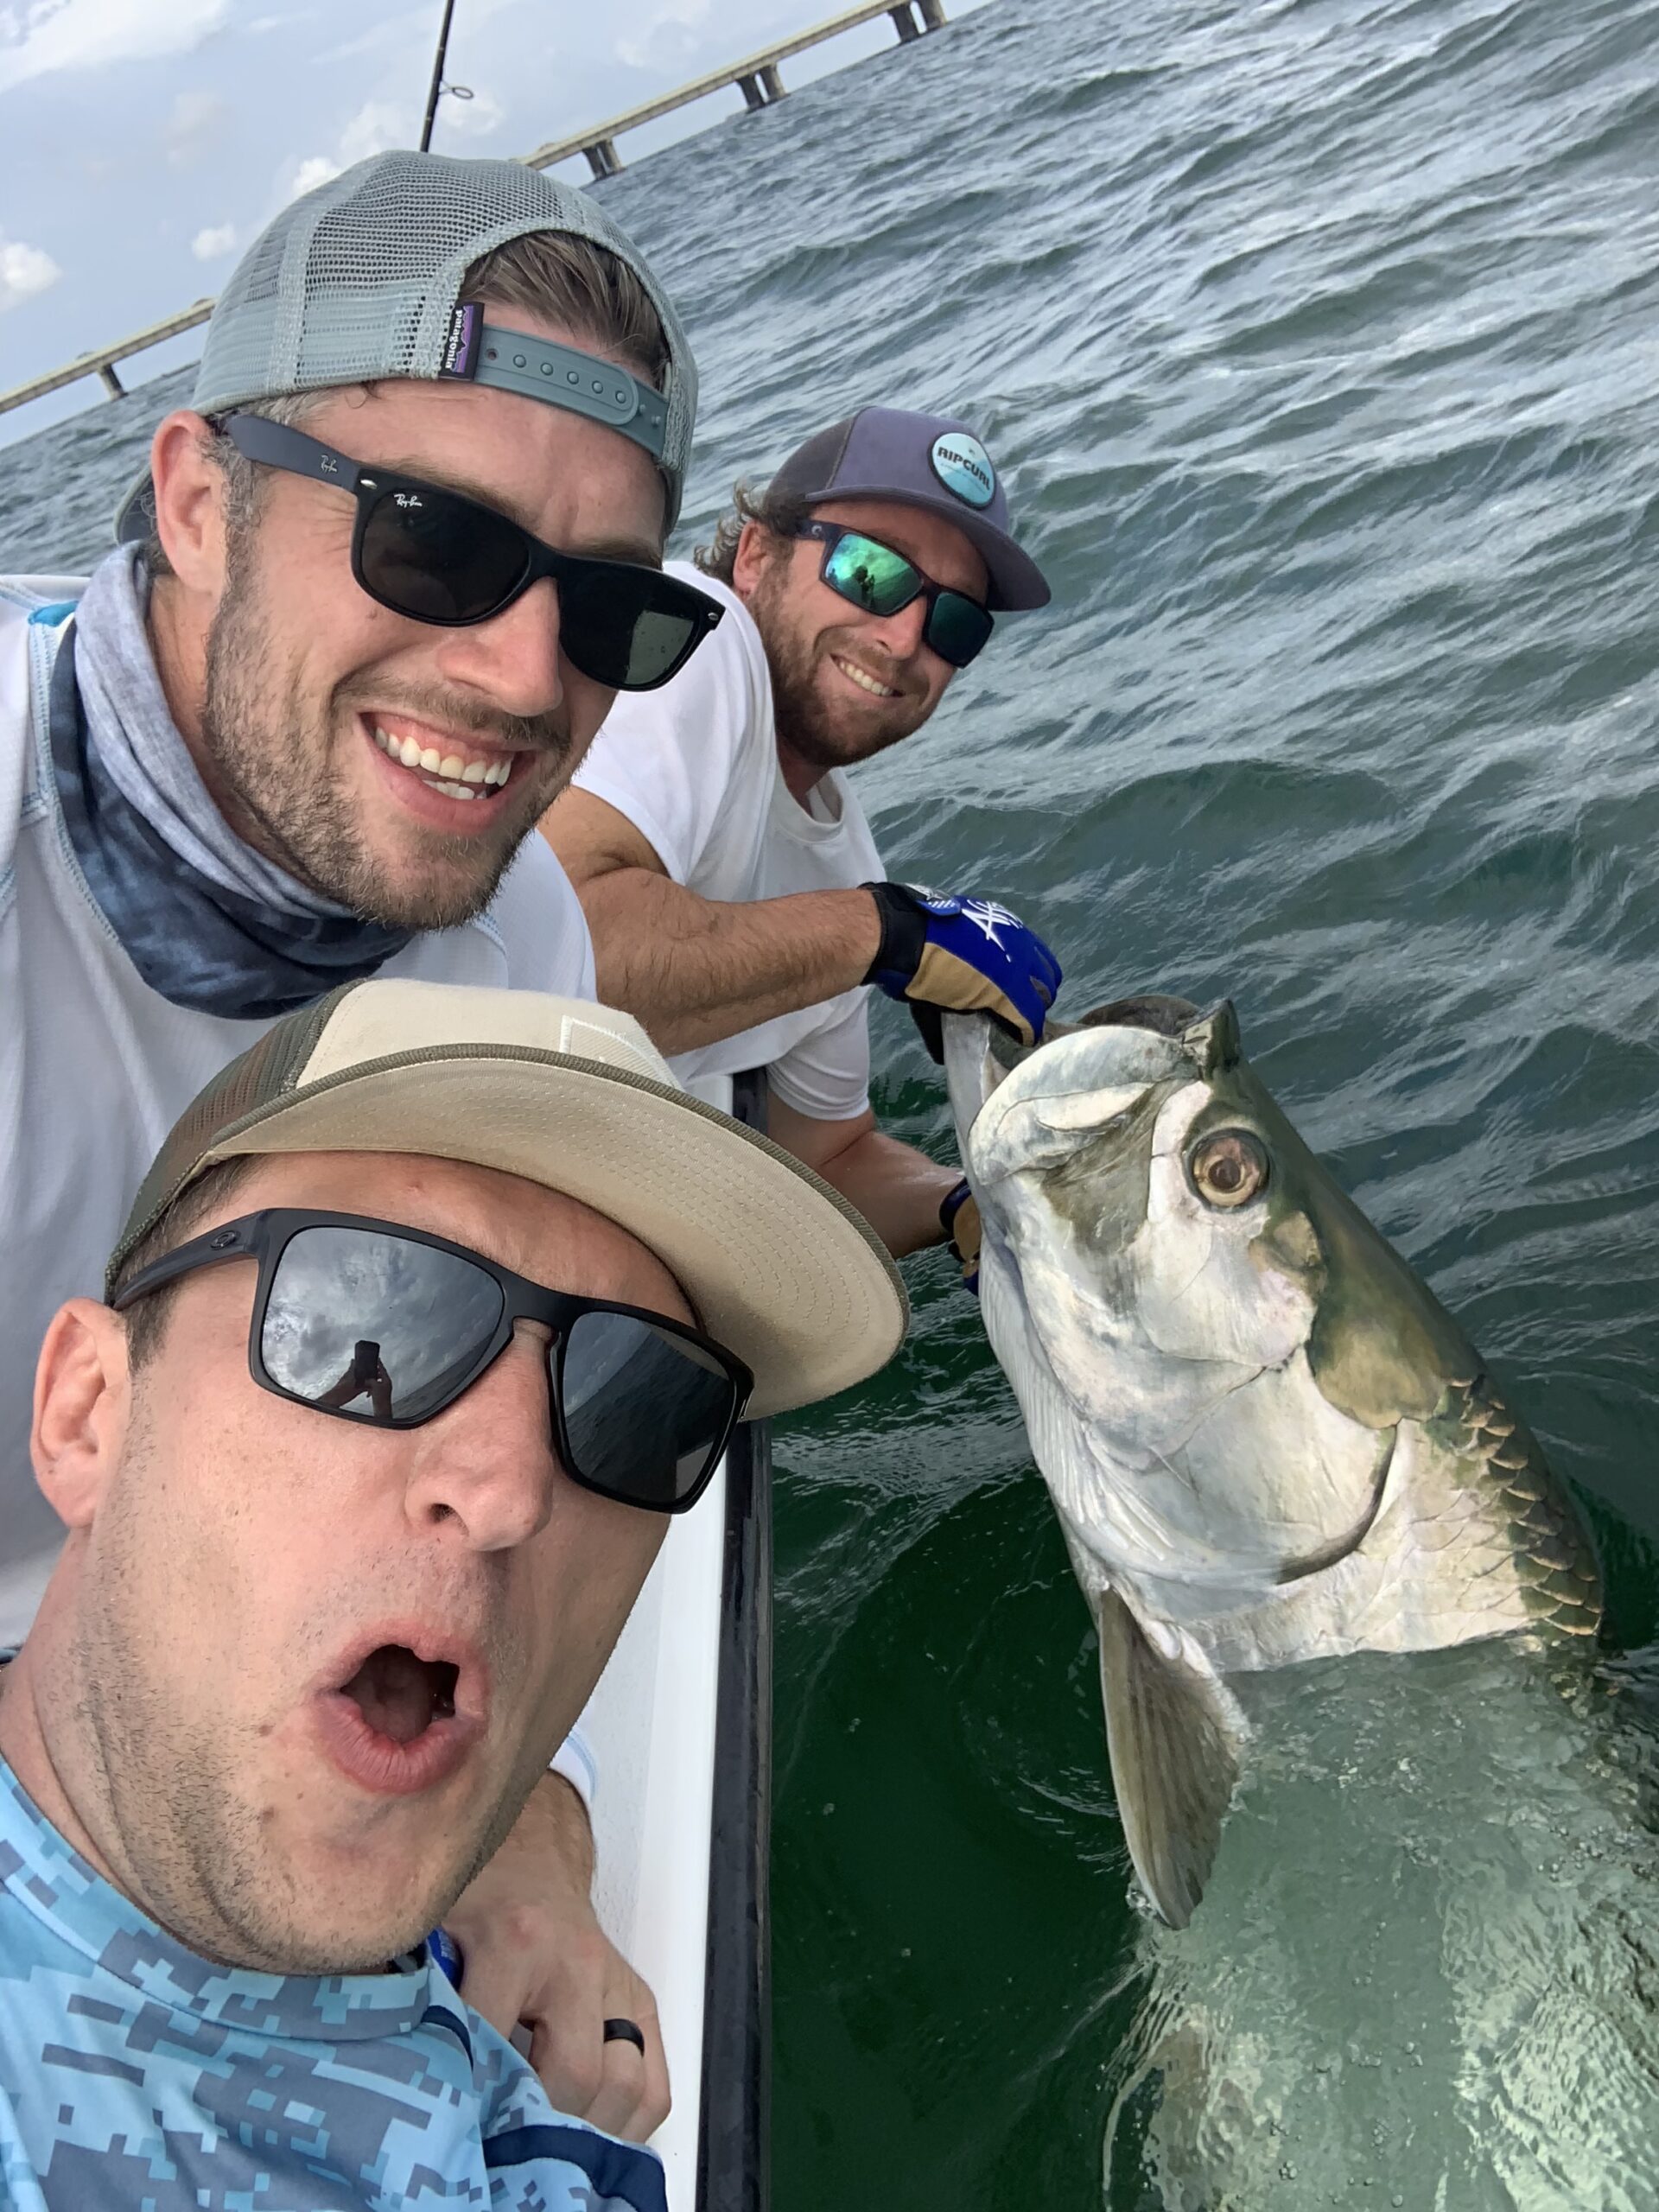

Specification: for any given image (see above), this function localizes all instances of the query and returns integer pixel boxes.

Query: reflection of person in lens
[315,1338,395,1421]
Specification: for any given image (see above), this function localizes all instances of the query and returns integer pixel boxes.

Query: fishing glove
[939,1177,982,1296]
[862,882,1062,1047]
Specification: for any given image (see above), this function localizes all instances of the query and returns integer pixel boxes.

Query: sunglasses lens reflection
[559,1310,735,1508]
[822,532,918,618]
[557,569,702,690]
[925,591,995,669]
[262,1227,503,1424]
[257,1224,738,1509]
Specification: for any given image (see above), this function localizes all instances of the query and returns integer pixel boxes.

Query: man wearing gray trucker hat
[546,404,1061,1281]
[0,149,721,2135]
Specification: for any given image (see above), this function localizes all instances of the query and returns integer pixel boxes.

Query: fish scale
[1429,1376,1600,1638]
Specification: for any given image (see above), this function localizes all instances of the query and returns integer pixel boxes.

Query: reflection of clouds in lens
[563,1314,728,1507]
[264,1228,501,1421]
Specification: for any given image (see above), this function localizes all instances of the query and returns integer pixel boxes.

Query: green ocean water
[4,0,1659,2200]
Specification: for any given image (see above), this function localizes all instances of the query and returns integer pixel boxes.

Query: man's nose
[435,576,565,717]
[401,1328,562,1553]
[859,592,929,663]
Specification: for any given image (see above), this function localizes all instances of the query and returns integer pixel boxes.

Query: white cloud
[289,152,340,198]
[286,97,407,201]
[191,220,236,259]
[0,234,61,312]
[0,0,230,95]
[164,86,228,167]
[436,83,505,140]
[338,97,405,164]
[615,0,711,72]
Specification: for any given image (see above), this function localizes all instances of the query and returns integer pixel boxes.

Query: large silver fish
[944,994,1601,1930]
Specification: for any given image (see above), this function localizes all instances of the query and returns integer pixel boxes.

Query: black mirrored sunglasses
[794,519,995,669]
[111,1208,753,1514]
[221,415,724,692]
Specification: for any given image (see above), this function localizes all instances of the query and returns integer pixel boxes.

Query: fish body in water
[944,995,1599,1929]
[945,999,1659,2209]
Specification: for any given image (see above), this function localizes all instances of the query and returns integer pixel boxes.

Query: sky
[0,0,968,442]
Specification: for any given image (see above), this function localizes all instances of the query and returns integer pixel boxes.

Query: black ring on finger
[602,2017,646,2054]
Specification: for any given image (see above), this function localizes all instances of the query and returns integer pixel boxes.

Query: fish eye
[1186,1128,1269,1209]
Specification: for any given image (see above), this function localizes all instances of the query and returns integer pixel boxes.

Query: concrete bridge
[0,0,949,423]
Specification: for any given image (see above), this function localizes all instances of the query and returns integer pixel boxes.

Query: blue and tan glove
[939,1177,982,1296]
[863,882,1063,1048]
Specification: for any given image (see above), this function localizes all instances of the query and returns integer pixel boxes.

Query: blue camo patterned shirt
[0,1758,667,2212]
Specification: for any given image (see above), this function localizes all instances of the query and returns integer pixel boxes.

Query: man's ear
[32,1300,132,1530]
[149,410,230,597]
[730,518,777,606]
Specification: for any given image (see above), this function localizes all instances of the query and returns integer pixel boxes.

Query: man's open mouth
[340,1643,460,1745]
[364,712,524,805]
[830,652,901,700]
[315,1634,483,1795]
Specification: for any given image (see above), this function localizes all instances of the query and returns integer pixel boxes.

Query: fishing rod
[419,0,474,151]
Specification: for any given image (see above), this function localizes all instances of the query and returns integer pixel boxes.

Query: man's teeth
[833,656,898,698]
[372,724,512,795]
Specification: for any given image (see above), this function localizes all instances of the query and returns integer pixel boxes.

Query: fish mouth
[942,1011,1015,1142]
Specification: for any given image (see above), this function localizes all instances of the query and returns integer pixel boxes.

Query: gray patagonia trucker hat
[115,150,697,542]
[107,978,908,1419]
[769,405,1050,611]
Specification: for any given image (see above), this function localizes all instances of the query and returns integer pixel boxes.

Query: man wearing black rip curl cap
[545,406,1063,1288]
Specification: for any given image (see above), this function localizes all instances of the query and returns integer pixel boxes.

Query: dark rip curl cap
[768,404,1050,612]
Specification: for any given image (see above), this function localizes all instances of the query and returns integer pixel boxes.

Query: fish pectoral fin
[1094,1588,1243,1930]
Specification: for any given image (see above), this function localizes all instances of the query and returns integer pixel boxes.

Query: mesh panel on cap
[105,982,364,1294]
[188,151,696,514]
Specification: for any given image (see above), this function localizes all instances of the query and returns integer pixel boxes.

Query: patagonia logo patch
[929,432,995,508]
[440,303,481,379]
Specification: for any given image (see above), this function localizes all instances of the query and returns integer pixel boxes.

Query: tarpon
[944,995,1659,2209]
[944,995,1601,1927]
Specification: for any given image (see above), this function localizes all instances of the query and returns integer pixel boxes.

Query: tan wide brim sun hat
[107,978,908,1420]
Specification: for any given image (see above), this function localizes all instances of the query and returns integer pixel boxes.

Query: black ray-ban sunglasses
[220,415,724,692]
[794,518,995,669]
[112,1208,753,1514]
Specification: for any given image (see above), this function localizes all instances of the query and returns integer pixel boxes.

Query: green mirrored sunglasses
[794,520,995,669]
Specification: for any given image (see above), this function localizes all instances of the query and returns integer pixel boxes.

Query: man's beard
[199,532,577,932]
[752,569,933,779]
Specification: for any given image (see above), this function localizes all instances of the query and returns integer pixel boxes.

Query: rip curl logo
[929,432,996,509]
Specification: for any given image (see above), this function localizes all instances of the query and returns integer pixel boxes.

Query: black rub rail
[697,1068,773,2212]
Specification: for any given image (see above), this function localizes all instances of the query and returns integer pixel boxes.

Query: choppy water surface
[5,0,1659,2201]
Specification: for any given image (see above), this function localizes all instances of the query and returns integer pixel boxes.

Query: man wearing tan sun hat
[0,977,904,2210]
